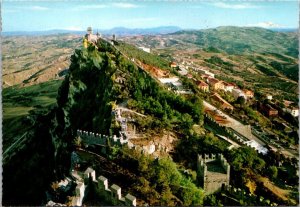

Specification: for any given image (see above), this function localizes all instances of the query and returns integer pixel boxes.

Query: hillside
[3,29,298,206]
[123,26,298,102]
[129,26,298,57]
[172,27,298,57]
[2,34,81,88]
[3,38,206,205]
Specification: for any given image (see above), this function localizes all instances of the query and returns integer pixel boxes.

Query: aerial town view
[2,1,299,206]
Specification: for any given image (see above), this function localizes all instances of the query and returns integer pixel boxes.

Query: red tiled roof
[197,81,208,87]
[208,78,220,84]
[211,93,233,109]
[223,82,236,87]
[243,89,254,95]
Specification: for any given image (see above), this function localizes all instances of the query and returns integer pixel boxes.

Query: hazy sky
[3,1,298,31]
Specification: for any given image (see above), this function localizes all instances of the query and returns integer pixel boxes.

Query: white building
[232,88,247,100]
[158,77,179,84]
[266,94,273,100]
[287,107,299,117]
[195,68,215,78]
[223,82,235,93]
[244,140,268,155]
[85,27,100,43]
[138,46,151,53]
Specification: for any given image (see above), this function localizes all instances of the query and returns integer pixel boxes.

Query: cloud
[71,3,140,11]
[112,3,140,8]
[71,4,108,11]
[211,2,259,9]
[247,22,284,28]
[29,6,49,11]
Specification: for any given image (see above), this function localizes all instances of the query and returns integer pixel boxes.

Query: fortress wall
[77,129,157,155]
[64,167,137,206]
[77,129,128,147]
[197,153,231,194]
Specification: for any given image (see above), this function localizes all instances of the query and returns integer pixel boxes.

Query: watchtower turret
[87,26,93,35]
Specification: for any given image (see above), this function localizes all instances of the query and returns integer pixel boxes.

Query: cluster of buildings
[138,46,151,53]
[259,103,278,117]
[258,98,299,118]
[169,62,188,75]
[169,60,254,102]
[84,26,118,47]
[159,77,193,94]
[283,100,299,117]
[197,75,254,101]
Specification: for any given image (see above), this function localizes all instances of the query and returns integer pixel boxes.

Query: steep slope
[3,37,205,205]
[3,40,118,205]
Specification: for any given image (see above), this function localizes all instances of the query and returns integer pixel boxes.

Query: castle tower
[96,30,101,39]
[197,153,230,194]
[87,26,93,35]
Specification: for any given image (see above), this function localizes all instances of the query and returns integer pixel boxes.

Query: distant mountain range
[2,26,182,36]
[3,26,297,36]
[269,28,298,32]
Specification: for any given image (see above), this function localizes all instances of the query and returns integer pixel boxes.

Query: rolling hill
[128,26,298,57]
[124,26,298,101]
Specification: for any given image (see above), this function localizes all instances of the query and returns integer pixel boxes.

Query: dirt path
[116,106,146,117]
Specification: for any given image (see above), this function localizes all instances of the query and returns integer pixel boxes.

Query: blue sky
[2,1,298,31]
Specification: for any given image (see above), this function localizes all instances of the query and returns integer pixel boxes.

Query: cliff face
[3,40,120,205]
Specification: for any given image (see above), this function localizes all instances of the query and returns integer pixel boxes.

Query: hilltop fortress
[197,153,230,194]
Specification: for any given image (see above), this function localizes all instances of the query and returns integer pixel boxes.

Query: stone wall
[47,167,137,206]
[197,153,230,194]
[77,129,128,153]
[77,129,157,155]
[81,167,136,206]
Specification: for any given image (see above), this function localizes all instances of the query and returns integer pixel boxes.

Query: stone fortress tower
[85,26,101,44]
[197,153,230,194]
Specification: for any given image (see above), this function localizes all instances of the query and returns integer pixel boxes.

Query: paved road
[203,101,298,159]
[217,134,240,149]
[203,100,264,146]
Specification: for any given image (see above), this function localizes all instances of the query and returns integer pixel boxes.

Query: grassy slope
[3,80,62,149]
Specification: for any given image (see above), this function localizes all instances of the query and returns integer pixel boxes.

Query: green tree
[267,166,278,179]
[228,146,265,171]
[204,194,223,206]
[236,96,246,105]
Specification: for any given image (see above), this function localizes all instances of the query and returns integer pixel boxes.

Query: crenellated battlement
[47,167,137,206]
[76,129,157,156]
[77,129,128,147]
[197,153,230,195]
[83,167,136,206]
